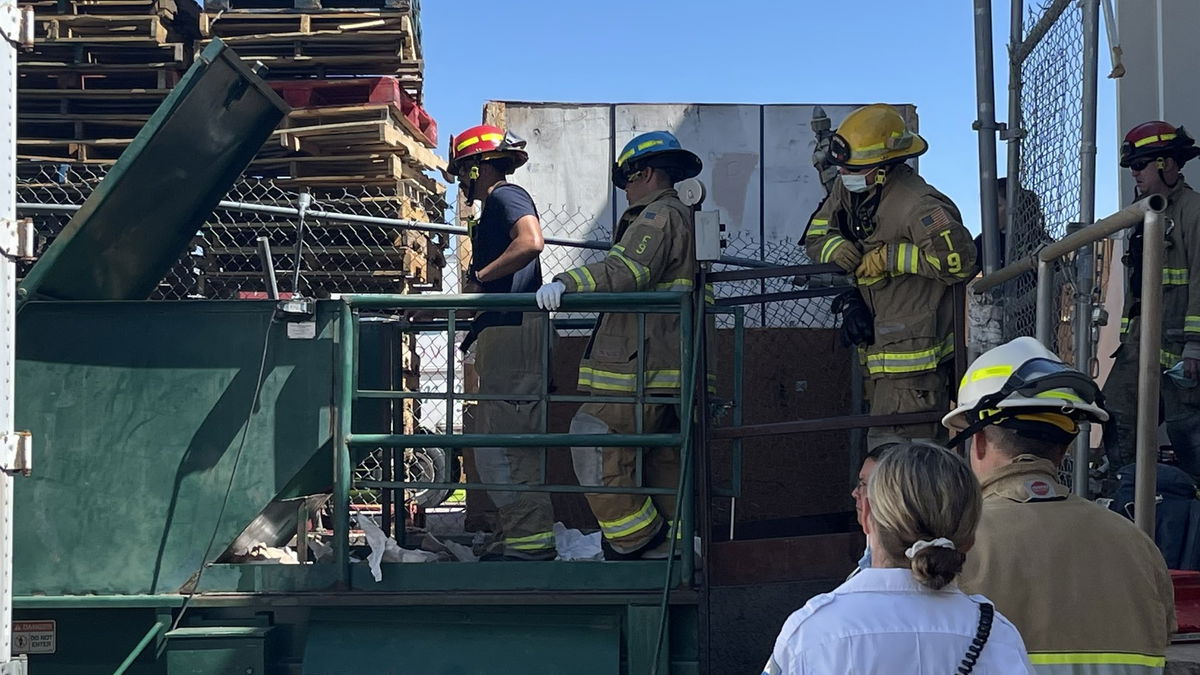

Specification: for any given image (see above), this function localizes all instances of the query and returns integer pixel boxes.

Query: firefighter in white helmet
[945,337,1174,674]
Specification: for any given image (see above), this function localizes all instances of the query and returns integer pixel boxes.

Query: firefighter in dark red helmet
[1104,121,1200,483]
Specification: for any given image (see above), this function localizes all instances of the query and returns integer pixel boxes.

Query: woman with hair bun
[762,443,1033,674]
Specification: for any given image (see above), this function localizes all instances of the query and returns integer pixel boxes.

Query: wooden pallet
[286,100,436,148]
[249,152,441,193]
[209,0,413,12]
[19,64,183,89]
[202,9,408,37]
[273,117,444,169]
[19,113,150,141]
[36,14,170,43]
[19,41,186,66]
[196,34,420,80]
[19,86,171,105]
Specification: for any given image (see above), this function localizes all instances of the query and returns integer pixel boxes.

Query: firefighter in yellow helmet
[805,104,977,449]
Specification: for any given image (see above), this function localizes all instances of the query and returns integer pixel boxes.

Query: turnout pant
[1103,343,1200,478]
[865,363,952,451]
[570,402,680,554]
[473,314,558,558]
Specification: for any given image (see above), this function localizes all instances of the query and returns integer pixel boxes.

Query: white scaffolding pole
[0,1,28,670]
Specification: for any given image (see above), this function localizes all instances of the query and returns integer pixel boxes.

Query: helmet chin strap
[1157,157,1181,189]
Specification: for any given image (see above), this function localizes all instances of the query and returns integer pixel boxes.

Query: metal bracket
[276,296,315,320]
[1,431,32,476]
[999,125,1026,141]
[0,655,29,675]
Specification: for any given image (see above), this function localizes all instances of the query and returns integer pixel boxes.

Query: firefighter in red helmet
[1104,120,1200,485]
[448,124,559,559]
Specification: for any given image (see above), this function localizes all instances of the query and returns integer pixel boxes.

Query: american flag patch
[920,208,951,229]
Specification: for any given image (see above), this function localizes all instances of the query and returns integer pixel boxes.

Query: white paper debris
[359,515,441,581]
[553,522,603,561]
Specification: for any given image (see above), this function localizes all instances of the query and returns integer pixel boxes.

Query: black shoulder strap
[957,602,994,675]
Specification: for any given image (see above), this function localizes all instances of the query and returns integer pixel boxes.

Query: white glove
[536,281,566,311]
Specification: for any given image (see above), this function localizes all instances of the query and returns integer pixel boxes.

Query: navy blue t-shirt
[468,183,543,336]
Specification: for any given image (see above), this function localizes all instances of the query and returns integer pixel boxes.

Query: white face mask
[840,172,872,193]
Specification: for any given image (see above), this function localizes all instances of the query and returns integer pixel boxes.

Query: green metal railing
[333,291,713,588]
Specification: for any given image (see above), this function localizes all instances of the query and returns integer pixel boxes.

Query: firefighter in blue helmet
[536,131,703,559]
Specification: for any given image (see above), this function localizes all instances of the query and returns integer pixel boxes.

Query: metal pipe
[255,236,279,300]
[1134,207,1165,537]
[343,291,685,310]
[1074,0,1101,497]
[711,411,946,441]
[0,15,19,669]
[974,0,1002,274]
[290,191,311,295]
[112,620,167,675]
[706,263,842,283]
[1014,0,1074,63]
[14,201,772,269]
[348,432,681,449]
[1006,0,1024,269]
[1101,0,1125,78]
[974,194,1167,293]
[1035,258,1053,345]
[334,303,354,587]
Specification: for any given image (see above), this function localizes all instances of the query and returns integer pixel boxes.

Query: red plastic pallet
[269,77,437,147]
[1173,570,1200,634]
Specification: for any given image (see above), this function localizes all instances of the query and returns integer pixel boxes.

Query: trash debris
[419,532,478,562]
[359,514,441,581]
[236,543,299,565]
[553,522,603,561]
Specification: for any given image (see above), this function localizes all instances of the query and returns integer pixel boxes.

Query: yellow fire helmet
[829,104,928,169]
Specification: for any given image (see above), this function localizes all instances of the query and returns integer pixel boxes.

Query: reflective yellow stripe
[617,139,666,166]
[1164,267,1189,285]
[865,336,954,375]
[961,364,1014,389]
[566,268,595,292]
[892,242,919,274]
[578,367,682,392]
[925,254,941,270]
[1028,652,1165,667]
[597,497,659,540]
[454,132,504,153]
[1162,349,1181,369]
[1133,133,1177,148]
[609,245,650,289]
[1121,317,1131,334]
[809,218,830,237]
[1034,389,1084,403]
[849,130,907,161]
[820,236,847,264]
[505,530,556,551]
[1186,315,1200,333]
[656,278,694,291]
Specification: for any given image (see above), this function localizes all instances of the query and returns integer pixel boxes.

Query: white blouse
[763,568,1034,674]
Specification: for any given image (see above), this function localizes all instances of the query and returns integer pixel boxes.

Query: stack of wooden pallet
[17,0,195,162]
[199,0,446,292]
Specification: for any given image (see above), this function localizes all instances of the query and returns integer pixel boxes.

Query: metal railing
[974,193,1167,535]
[332,291,703,586]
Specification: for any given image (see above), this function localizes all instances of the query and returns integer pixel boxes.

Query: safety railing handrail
[971,193,1168,535]
[331,289,701,587]
[972,194,1167,294]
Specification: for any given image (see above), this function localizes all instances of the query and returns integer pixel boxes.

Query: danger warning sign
[13,620,55,654]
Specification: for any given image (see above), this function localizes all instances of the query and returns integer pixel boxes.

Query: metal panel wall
[493,101,914,327]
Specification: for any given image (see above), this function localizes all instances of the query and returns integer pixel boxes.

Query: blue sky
[420,1,1122,234]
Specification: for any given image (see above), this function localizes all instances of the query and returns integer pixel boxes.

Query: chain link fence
[1002,0,1086,360]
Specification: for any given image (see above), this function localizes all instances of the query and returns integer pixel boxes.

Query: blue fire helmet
[612,131,702,189]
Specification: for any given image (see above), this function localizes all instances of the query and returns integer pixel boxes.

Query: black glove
[830,288,875,347]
